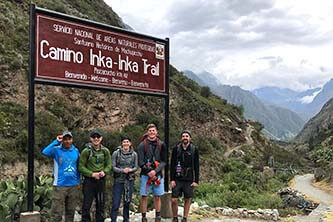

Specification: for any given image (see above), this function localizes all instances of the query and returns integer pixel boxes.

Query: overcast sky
[106,0,333,91]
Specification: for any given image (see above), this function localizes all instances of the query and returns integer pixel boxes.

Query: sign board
[34,9,168,95]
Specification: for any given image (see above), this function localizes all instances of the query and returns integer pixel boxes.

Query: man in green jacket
[79,130,111,222]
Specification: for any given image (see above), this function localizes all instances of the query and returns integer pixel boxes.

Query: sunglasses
[91,135,101,139]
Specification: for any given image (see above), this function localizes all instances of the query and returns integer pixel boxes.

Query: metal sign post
[28,4,170,211]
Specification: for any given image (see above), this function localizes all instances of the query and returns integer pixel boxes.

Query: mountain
[306,79,333,118]
[253,80,333,120]
[294,98,333,144]
[184,70,305,141]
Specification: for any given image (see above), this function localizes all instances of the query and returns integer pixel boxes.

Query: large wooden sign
[33,8,168,95]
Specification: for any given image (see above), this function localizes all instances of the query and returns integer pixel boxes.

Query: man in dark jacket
[79,130,112,222]
[170,130,199,222]
[137,123,167,222]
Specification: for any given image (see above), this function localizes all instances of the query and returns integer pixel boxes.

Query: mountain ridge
[183,70,305,141]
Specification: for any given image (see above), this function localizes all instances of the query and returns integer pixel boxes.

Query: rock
[201,204,211,211]
[178,206,184,217]
[111,108,121,116]
[190,202,200,212]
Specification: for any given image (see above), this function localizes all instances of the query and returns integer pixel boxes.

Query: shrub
[200,86,211,98]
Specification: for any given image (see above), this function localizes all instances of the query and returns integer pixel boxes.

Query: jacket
[42,139,80,187]
[170,142,199,183]
[137,138,166,176]
[112,146,138,183]
[78,143,112,178]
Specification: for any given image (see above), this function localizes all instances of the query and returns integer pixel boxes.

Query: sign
[35,11,167,94]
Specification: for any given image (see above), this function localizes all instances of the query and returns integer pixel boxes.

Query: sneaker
[155,216,161,222]
[181,217,187,222]
[172,217,179,222]
[142,217,148,222]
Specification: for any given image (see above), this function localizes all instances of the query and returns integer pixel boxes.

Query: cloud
[108,0,333,90]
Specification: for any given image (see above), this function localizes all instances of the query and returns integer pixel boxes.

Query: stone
[190,202,200,212]
[20,211,40,222]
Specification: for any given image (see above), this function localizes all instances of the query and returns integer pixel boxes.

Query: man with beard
[170,130,199,222]
[79,130,112,222]
[138,123,167,222]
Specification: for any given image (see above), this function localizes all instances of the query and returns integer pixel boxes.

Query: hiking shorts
[172,180,194,199]
[139,175,164,196]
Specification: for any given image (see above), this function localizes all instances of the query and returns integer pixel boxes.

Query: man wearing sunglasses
[79,130,112,222]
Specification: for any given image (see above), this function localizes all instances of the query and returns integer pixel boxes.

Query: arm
[194,147,199,184]
[155,142,167,174]
[170,146,177,181]
[130,152,138,173]
[112,150,123,173]
[137,142,145,168]
[78,149,94,177]
[103,148,112,174]
[42,139,60,158]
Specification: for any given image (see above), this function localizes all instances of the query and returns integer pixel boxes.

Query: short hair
[146,123,157,131]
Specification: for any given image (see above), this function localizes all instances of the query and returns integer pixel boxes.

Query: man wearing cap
[42,131,80,222]
[138,123,167,222]
[170,130,199,222]
[79,130,112,222]
[111,135,138,222]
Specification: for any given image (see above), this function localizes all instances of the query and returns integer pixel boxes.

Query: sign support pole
[164,38,170,192]
[28,4,36,212]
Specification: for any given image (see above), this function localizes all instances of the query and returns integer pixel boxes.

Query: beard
[182,139,189,145]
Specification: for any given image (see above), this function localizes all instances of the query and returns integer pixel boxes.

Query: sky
[106,0,333,91]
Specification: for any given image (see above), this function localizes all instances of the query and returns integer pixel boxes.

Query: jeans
[82,177,105,222]
[111,180,134,222]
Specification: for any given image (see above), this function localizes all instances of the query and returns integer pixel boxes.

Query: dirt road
[291,174,333,222]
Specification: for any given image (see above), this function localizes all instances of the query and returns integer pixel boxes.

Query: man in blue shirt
[42,131,80,222]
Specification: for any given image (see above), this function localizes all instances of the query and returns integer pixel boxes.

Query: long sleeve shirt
[78,144,112,178]
[42,139,80,186]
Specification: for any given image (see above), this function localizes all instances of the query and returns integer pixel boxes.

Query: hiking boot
[181,217,187,222]
[155,216,161,222]
[142,217,148,222]
[172,217,179,222]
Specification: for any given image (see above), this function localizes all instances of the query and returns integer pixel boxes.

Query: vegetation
[0,176,52,222]
[194,159,293,210]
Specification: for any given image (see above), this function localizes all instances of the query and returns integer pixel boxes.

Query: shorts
[139,175,164,196]
[172,180,194,198]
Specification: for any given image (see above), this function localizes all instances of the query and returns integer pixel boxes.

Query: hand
[99,171,105,177]
[92,172,100,180]
[148,170,156,178]
[123,168,130,174]
[191,182,198,187]
[170,180,176,188]
[56,135,63,142]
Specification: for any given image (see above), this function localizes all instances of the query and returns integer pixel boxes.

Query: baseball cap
[121,135,131,142]
[62,130,73,138]
[90,130,102,138]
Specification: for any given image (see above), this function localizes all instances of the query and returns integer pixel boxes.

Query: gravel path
[291,174,333,222]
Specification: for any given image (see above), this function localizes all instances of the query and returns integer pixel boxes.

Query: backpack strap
[85,145,93,165]
[116,148,121,167]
